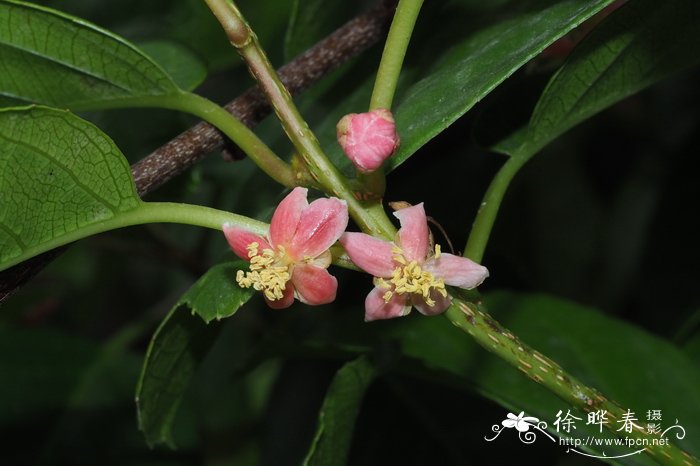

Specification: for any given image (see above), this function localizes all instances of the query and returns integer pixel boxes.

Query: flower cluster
[225,189,488,320]
[225,109,487,319]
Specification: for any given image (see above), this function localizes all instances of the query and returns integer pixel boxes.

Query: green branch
[463,156,527,262]
[157,91,296,188]
[203,0,396,239]
[444,296,698,465]
[369,0,424,110]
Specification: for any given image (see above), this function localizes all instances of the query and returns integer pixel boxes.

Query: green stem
[444,297,698,465]
[369,0,424,110]
[203,0,396,238]
[361,0,424,200]
[0,202,267,273]
[464,156,527,262]
[160,92,296,188]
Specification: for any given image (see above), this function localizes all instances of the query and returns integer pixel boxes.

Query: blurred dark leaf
[498,0,700,158]
[385,0,615,171]
[284,0,357,62]
[303,356,377,466]
[390,291,700,461]
[136,261,253,447]
[0,324,139,424]
[139,41,208,92]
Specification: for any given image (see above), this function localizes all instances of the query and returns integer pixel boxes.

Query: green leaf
[0,0,183,110]
[392,292,700,461]
[136,261,254,448]
[182,261,255,324]
[0,106,141,271]
[302,356,377,466]
[284,0,355,61]
[386,0,615,171]
[512,0,700,158]
[139,41,207,92]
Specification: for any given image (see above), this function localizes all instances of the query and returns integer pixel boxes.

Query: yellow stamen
[236,242,291,301]
[380,245,447,306]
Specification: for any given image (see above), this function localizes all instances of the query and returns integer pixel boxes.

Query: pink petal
[393,203,429,262]
[264,283,295,309]
[339,232,395,278]
[269,187,308,248]
[288,197,348,259]
[425,253,489,289]
[412,291,451,316]
[223,224,270,260]
[364,286,411,322]
[337,109,399,173]
[291,263,338,305]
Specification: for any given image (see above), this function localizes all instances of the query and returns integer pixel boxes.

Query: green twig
[159,92,296,188]
[463,156,526,262]
[369,0,424,110]
[445,296,698,465]
[203,0,396,239]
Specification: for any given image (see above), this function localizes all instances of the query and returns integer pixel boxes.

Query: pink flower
[336,108,400,173]
[223,187,348,309]
[340,203,488,321]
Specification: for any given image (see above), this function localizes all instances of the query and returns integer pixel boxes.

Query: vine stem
[369,0,423,110]
[203,0,396,239]
[155,92,296,188]
[200,1,699,464]
[446,296,698,465]
[363,0,424,201]
[463,156,527,262]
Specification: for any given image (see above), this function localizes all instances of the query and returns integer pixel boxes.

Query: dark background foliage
[1,0,698,465]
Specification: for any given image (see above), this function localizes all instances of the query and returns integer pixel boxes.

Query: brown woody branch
[0,1,396,304]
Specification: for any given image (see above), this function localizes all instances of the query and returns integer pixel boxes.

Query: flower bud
[336,108,399,173]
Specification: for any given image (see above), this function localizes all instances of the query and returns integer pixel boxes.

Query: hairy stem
[204,0,396,238]
[445,296,697,465]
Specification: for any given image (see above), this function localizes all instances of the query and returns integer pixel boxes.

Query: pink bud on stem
[337,108,400,173]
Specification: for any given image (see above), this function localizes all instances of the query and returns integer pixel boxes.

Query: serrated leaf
[510,0,700,159]
[0,0,183,110]
[303,356,377,466]
[139,41,207,92]
[0,106,143,271]
[136,261,254,448]
[384,0,615,171]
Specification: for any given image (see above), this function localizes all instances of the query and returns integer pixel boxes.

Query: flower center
[236,242,291,301]
[376,245,447,306]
